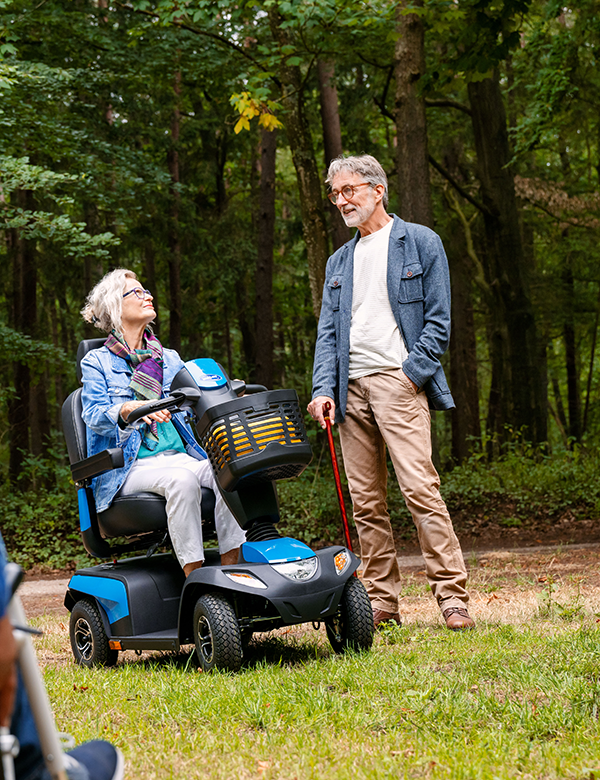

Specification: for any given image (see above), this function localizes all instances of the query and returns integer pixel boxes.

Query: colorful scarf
[105,329,164,446]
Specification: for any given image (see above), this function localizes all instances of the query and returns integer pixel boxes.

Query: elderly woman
[80,268,245,576]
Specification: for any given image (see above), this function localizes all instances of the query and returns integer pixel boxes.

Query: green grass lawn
[35,610,600,780]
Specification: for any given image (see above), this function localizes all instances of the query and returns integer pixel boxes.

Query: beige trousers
[119,451,246,568]
[338,369,468,613]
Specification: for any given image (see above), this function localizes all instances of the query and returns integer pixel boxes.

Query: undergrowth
[3,445,600,570]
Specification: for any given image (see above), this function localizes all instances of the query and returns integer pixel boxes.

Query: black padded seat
[76,338,107,383]
[98,489,216,540]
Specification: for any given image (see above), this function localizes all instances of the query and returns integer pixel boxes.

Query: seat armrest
[71,447,125,485]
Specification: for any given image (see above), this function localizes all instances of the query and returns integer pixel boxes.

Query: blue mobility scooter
[62,340,374,672]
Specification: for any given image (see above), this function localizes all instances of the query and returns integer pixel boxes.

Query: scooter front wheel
[69,598,118,668]
[326,577,374,654]
[193,592,243,672]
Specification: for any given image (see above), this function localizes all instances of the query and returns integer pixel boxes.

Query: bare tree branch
[425,98,472,116]
[429,155,491,215]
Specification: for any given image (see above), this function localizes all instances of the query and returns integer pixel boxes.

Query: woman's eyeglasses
[327,182,371,204]
[123,288,152,301]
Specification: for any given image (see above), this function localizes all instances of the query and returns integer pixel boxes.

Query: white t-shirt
[348,219,408,380]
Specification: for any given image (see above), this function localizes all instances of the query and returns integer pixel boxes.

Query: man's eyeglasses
[327,182,371,204]
[123,288,152,301]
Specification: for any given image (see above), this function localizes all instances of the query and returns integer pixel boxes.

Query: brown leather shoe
[443,607,475,631]
[373,609,402,629]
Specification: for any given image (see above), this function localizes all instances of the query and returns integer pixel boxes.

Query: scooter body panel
[65,553,184,641]
[65,545,359,651]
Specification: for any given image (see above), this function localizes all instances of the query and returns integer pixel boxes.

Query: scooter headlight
[224,571,268,589]
[272,556,318,582]
[334,550,351,575]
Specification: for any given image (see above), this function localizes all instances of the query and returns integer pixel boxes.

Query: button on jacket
[81,346,206,513]
[312,214,455,422]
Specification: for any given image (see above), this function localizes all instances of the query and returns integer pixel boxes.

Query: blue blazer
[311,214,455,421]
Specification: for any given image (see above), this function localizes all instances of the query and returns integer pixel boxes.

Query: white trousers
[119,451,246,568]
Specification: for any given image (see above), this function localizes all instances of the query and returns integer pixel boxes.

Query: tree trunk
[317,60,351,251]
[144,239,160,338]
[167,69,182,352]
[254,127,277,389]
[393,0,433,228]
[8,191,36,489]
[562,260,581,442]
[447,243,481,463]
[268,8,330,318]
[468,72,547,444]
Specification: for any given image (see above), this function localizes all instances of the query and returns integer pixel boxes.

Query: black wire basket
[197,390,313,492]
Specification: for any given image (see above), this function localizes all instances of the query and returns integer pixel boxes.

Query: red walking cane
[322,402,355,560]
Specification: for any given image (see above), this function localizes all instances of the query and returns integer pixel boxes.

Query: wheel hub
[74,618,93,661]
[197,616,214,664]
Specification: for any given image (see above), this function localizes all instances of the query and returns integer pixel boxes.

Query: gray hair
[326,154,389,209]
[81,268,138,333]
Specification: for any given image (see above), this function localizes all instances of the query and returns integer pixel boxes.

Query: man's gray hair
[326,154,389,209]
[81,268,138,334]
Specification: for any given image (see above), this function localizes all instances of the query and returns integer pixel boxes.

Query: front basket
[197,390,313,492]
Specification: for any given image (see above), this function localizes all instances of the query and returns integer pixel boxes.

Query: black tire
[326,577,374,654]
[193,592,243,672]
[70,598,118,668]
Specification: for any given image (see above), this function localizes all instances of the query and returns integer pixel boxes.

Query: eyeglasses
[327,182,371,204]
[123,288,152,301]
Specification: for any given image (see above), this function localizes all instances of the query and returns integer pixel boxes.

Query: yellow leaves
[230,91,283,134]
[234,115,251,134]
[258,113,282,131]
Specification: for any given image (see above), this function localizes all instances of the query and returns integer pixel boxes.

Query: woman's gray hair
[326,154,389,209]
[81,268,138,334]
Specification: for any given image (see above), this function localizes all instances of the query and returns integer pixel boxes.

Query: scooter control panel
[185,358,228,389]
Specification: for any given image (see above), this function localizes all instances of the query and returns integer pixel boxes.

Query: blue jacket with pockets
[80,346,206,513]
[311,214,455,422]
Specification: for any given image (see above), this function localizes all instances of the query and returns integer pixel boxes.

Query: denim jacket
[312,214,455,421]
[81,346,206,513]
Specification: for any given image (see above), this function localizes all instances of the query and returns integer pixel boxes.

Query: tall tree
[254,127,277,389]
[267,6,330,318]
[468,71,547,445]
[394,0,433,227]
[317,59,351,251]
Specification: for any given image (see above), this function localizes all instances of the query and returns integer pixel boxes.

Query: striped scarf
[105,329,164,446]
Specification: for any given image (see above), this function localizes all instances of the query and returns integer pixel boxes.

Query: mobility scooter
[61,340,374,672]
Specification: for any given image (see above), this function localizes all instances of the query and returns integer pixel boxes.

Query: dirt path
[20,541,600,619]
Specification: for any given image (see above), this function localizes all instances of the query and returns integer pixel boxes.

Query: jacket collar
[389,213,407,241]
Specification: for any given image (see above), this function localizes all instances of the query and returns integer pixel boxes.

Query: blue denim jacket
[312,214,455,421]
[81,346,206,513]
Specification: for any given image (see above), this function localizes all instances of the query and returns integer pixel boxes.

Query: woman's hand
[120,400,172,425]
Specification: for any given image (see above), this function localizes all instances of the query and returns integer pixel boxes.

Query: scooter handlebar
[126,387,202,424]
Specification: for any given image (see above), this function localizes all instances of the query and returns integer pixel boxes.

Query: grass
[30,552,600,779]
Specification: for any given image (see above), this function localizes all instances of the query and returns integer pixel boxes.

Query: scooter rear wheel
[70,598,118,668]
[326,577,374,653]
[193,592,243,672]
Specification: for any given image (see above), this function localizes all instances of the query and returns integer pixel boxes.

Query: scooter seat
[97,488,216,539]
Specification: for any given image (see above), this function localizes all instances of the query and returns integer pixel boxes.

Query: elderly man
[308,154,474,631]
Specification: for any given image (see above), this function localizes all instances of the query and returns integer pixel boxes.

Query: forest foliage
[1,0,600,528]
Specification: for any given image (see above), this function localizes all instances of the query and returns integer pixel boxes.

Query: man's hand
[120,400,172,425]
[307,396,336,430]
[0,615,17,728]
[403,371,419,393]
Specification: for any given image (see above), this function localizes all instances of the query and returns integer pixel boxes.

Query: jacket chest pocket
[329,277,342,311]
[107,384,133,404]
[398,262,424,303]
